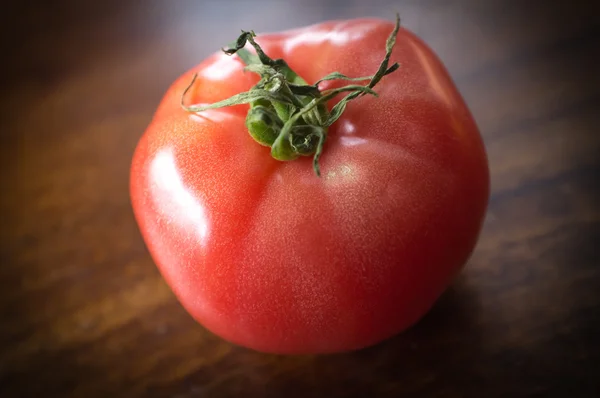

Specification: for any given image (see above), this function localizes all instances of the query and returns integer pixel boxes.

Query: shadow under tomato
[151,271,486,398]
[306,273,487,397]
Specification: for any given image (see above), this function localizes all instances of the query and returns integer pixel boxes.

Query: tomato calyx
[181,14,401,176]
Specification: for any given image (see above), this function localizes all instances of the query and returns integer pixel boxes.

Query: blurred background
[1,0,598,397]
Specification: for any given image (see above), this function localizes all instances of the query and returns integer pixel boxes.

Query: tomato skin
[130,18,489,354]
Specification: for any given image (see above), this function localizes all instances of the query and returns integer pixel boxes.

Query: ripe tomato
[130,16,489,354]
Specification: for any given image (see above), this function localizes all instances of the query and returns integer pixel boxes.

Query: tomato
[130,16,489,354]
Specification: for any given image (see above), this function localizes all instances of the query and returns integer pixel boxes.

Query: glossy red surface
[130,18,489,354]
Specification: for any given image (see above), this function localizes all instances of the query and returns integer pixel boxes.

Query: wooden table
[1,1,598,397]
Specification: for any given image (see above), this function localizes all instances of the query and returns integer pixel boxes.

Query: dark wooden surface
[1,1,599,397]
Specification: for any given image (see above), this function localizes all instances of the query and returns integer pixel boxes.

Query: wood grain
[1,0,599,397]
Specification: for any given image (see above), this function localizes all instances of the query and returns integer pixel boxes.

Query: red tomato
[130,17,489,354]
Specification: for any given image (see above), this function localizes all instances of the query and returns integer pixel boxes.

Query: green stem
[182,14,402,177]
